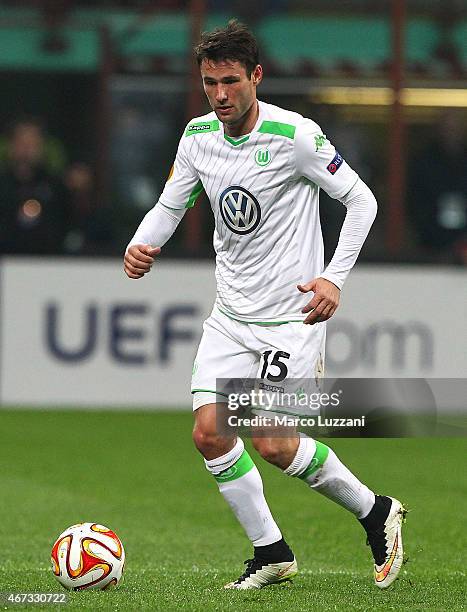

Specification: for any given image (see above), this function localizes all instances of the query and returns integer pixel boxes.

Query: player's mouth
[216,106,234,116]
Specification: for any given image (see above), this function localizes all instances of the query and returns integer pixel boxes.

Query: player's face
[200,59,262,132]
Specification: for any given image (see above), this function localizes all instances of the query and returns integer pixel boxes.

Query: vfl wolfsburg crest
[254,148,271,167]
[219,186,261,235]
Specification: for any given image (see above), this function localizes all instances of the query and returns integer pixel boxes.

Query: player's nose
[215,84,228,102]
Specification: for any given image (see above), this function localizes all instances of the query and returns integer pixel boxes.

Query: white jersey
[159,100,359,324]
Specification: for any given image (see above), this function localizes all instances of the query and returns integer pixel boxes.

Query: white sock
[205,439,282,546]
[285,437,375,519]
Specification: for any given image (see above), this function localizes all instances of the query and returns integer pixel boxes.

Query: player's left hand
[297,277,340,325]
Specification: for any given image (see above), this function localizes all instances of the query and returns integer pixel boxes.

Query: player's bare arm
[297,277,340,325]
[124,244,161,279]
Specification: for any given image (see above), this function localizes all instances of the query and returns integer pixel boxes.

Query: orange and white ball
[51,523,125,590]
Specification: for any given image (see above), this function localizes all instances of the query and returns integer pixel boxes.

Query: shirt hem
[216,305,306,326]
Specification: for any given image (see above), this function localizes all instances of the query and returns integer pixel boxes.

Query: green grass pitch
[0,410,465,611]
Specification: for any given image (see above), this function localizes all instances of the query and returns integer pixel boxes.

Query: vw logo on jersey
[219,186,261,235]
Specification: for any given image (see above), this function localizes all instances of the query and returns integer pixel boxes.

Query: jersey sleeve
[294,119,358,199]
[158,130,202,210]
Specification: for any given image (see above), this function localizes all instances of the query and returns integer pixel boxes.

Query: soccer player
[124,20,406,590]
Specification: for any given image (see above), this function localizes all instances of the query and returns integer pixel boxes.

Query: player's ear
[252,64,263,86]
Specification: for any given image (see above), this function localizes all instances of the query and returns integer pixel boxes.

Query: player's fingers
[127,248,154,265]
[125,253,152,271]
[311,304,337,323]
[304,312,326,325]
[124,262,143,277]
[124,267,144,279]
[297,283,314,293]
[126,262,150,274]
[304,310,323,325]
[142,245,161,257]
[303,298,331,324]
[313,303,333,323]
[124,262,146,277]
[124,252,154,268]
[301,294,322,314]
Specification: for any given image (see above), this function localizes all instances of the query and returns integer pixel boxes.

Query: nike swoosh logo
[375,533,398,582]
[277,562,296,578]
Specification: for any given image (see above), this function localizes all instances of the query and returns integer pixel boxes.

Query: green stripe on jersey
[185,120,220,136]
[258,120,296,139]
[185,180,204,208]
[214,450,255,483]
[298,441,329,480]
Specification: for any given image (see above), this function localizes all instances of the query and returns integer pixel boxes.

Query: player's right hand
[124,244,161,279]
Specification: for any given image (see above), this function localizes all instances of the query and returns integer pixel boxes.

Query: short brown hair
[194,19,259,77]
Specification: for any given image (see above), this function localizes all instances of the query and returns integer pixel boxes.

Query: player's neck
[224,101,259,138]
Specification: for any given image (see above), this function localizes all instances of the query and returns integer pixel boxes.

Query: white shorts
[191,307,325,411]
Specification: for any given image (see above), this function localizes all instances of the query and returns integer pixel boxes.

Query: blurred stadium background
[0,0,465,406]
[0,2,465,608]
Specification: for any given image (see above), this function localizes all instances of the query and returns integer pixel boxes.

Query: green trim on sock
[298,441,329,480]
[214,450,254,483]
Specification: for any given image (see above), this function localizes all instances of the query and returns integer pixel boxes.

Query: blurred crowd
[408,110,467,265]
[0,110,466,265]
[0,117,111,256]
[323,108,467,266]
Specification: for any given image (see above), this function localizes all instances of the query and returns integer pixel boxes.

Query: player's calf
[251,431,300,470]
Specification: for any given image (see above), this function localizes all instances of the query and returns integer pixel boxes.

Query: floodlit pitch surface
[0,411,464,611]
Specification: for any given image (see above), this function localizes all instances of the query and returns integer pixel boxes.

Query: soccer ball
[51,523,125,590]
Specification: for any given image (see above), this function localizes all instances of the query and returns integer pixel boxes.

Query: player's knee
[192,425,228,458]
[192,425,214,453]
[252,438,284,466]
